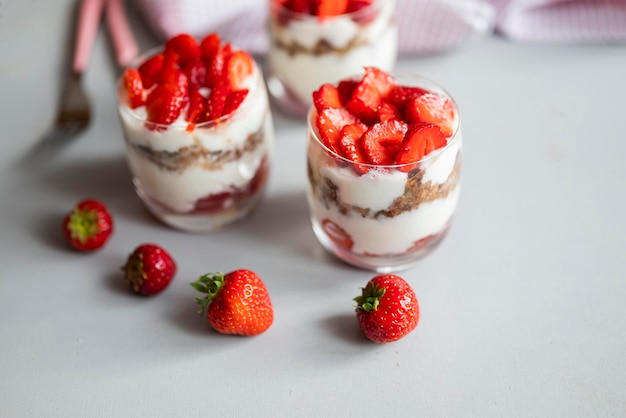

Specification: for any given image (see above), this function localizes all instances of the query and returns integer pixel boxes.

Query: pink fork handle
[106,0,139,68]
[73,0,106,74]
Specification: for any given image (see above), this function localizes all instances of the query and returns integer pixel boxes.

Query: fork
[33,0,106,154]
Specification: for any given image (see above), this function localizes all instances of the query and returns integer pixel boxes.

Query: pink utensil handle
[106,0,139,68]
[73,0,106,74]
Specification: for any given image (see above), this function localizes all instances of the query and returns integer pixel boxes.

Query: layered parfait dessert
[306,67,462,272]
[267,0,397,117]
[118,33,274,231]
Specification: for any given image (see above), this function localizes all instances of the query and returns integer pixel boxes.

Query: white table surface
[1,1,625,417]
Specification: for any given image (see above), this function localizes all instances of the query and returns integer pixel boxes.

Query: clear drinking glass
[117,49,274,232]
[267,0,397,118]
[306,74,462,272]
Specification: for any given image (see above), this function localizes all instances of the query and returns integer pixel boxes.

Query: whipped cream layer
[268,0,397,105]
[119,65,274,213]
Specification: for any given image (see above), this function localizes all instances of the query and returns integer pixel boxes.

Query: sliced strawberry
[122,68,145,108]
[146,84,184,126]
[185,88,207,131]
[183,58,207,91]
[337,79,357,106]
[165,33,200,68]
[315,108,357,154]
[362,120,408,165]
[287,0,313,14]
[338,123,369,174]
[377,100,402,122]
[138,52,164,89]
[200,33,221,64]
[222,89,249,117]
[225,50,253,90]
[347,67,395,123]
[205,43,232,88]
[322,219,353,250]
[205,81,230,121]
[387,85,427,106]
[313,83,342,113]
[395,122,447,172]
[316,0,348,17]
[404,93,456,136]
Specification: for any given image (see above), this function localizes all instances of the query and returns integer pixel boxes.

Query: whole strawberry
[122,244,176,296]
[63,198,113,251]
[191,269,273,336]
[354,274,419,343]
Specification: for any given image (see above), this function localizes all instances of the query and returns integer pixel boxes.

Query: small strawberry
[205,81,230,121]
[191,269,274,336]
[377,100,402,122]
[347,66,395,122]
[387,85,427,106]
[122,68,145,109]
[313,83,342,113]
[145,84,184,125]
[164,33,200,68]
[225,50,254,90]
[338,123,369,174]
[183,58,207,91]
[200,32,221,64]
[63,199,113,252]
[222,89,249,117]
[336,79,357,106]
[138,52,164,89]
[185,88,207,131]
[361,119,407,165]
[122,244,177,296]
[354,274,420,343]
[404,93,456,137]
[315,107,357,154]
[395,122,447,172]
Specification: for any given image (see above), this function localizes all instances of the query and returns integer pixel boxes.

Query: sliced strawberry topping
[404,93,456,136]
[205,43,230,88]
[137,53,164,89]
[395,122,447,172]
[337,79,357,106]
[200,33,221,64]
[122,68,145,109]
[387,85,428,106]
[185,88,206,130]
[164,33,200,68]
[287,0,313,14]
[145,85,184,126]
[205,81,229,121]
[225,50,253,90]
[347,67,395,123]
[222,89,249,117]
[313,83,342,113]
[377,100,402,122]
[183,58,207,91]
[322,219,353,250]
[338,123,369,174]
[362,120,407,165]
[315,108,357,154]
[316,0,348,18]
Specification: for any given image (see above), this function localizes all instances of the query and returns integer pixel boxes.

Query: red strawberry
[316,0,348,17]
[138,52,164,89]
[63,199,113,252]
[122,244,177,296]
[200,32,221,64]
[222,89,249,117]
[354,274,419,343]
[183,58,207,91]
[361,119,407,165]
[313,83,342,113]
[185,88,207,131]
[347,66,395,122]
[348,0,376,24]
[405,93,456,136]
[205,43,231,88]
[205,81,230,121]
[395,122,447,172]
[338,122,369,174]
[377,100,402,122]
[387,85,427,106]
[225,50,254,90]
[322,219,354,250]
[287,0,312,14]
[315,107,357,154]
[145,84,184,125]
[191,269,274,336]
[122,68,145,109]
[165,33,200,68]
[337,79,357,106]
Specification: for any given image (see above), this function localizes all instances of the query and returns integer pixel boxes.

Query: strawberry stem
[190,272,225,314]
[354,283,385,312]
[68,208,100,244]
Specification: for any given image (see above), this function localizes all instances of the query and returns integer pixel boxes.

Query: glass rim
[307,72,461,169]
[270,0,385,21]
[117,45,260,130]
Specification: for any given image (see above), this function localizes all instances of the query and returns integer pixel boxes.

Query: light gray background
[1,1,625,417]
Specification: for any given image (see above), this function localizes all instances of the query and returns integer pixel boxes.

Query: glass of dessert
[306,67,462,272]
[117,33,274,232]
[267,0,397,118]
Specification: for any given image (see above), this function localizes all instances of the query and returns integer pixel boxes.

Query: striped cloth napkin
[132,0,626,54]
